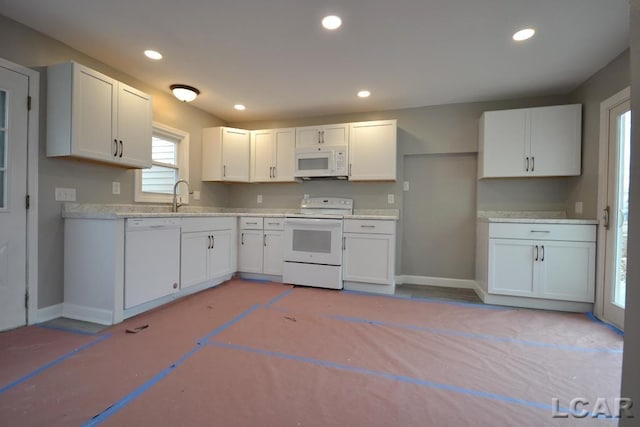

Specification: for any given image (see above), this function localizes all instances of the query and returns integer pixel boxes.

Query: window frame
[134,122,190,204]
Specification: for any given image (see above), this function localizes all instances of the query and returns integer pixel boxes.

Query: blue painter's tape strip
[263,288,294,308]
[341,289,512,310]
[0,334,111,395]
[84,303,264,426]
[208,340,594,417]
[328,314,623,354]
[36,324,100,336]
[586,312,624,336]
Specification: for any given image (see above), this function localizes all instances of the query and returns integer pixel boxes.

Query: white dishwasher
[125,218,181,309]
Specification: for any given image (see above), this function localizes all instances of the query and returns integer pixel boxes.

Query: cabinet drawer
[263,218,285,230]
[488,222,596,242]
[240,217,264,230]
[344,219,395,234]
[181,217,236,233]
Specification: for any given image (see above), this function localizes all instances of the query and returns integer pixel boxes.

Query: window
[135,122,190,203]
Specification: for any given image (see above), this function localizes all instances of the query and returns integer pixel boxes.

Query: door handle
[342,236,346,250]
[208,235,212,249]
[113,139,118,156]
[223,165,226,177]
[534,245,539,261]
[241,232,244,245]
[531,156,534,172]
[119,140,123,158]
[272,166,276,178]
[603,206,610,230]
[525,157,529,172]
[211,235,214,248]
[540,245,545,262]
[349,163,352,176]
[263,233,267,247]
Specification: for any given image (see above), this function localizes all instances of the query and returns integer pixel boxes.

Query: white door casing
[0,59,38,331]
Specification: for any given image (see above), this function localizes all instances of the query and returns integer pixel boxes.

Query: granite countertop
[62,204,400,221]
[477,210,599,225]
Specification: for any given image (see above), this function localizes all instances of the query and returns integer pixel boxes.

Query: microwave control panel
[335,151,347,173]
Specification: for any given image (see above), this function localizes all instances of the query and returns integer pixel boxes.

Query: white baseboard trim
[62,303,113,326]
[36,303,63,323]
[396,275,478,290]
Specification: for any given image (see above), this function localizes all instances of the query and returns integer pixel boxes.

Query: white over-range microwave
[294,145,348,179]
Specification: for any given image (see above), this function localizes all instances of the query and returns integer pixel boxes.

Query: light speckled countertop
[477,210,598,225]
[62,204,399,221]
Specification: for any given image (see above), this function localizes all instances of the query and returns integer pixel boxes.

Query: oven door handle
[284,218,343,227]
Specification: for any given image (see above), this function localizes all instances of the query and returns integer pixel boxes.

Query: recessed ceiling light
[322,15,342,30]
[234,104,246,111]
[144,49,163,60]
[512,28,535,42]
[357,90,371,98]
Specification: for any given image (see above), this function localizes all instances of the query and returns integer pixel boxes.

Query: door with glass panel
[601,97,631,329]
[0,64,29,331]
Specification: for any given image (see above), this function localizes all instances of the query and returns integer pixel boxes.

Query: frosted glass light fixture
[322,15,342,30]
[170,84,200,102]
[357,90,371,98]
[144,50,163,60]
[513,28,535,41]
[234,104,246,111]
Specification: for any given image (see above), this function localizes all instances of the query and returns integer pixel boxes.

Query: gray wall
[0,15,228,308]
[567,49,630,219]
[620,0,639,423]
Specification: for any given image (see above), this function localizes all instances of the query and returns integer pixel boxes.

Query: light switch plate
[403,181,410,191]
[112,182,121,195]
[55,187,76,202]
[575,201,583,215]
[257,194,263,204]
[387,194,395,204]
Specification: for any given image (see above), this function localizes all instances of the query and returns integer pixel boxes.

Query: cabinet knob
[173,283,178,289]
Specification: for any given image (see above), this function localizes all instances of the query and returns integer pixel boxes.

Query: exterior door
[600,95,631,329]
[0,64,29,331]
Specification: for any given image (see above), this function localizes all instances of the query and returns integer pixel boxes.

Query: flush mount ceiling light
[170,84,200,102]
[234,104,246,111]
[513,28,535,41]
[322,15,342,30]
[144,49,163,60]
[357,90,371,98]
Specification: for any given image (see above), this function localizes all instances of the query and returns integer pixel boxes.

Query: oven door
[294,150,335,177]
[284,218,343,265]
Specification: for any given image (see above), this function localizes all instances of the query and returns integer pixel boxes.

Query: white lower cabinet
[343,219,396,294]
[238,217,284,277]
[478,221,596,308]
[181,217,237,289]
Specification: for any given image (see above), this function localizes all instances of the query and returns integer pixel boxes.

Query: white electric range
[282,197,353,290]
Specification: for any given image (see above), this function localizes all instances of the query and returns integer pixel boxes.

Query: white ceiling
[0,0,630,122]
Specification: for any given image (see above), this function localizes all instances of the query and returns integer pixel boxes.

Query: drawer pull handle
[360,225,376,228]
[534,245,539,261]
[530,230,550,233]
[267,222,280,226]
[540,245,545,262]
[525,157,529,172]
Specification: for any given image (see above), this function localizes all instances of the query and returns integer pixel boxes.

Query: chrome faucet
[172,179,193,212]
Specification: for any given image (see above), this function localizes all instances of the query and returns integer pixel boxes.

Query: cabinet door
[181,232,211,289]
[273,128,296,182]
[238,229,263,273]
[488,239,535,297]
[263,230,284,275]
[211,230,234,277]
[124,228,180,309]
[529,105,581,176]
[72,65,117,162]
[538,241,595,302]
[117,83,152,168]
[480,109,527,178]
[295,126,321,147]
[321,124,349,146]
[343,233,394,285]
[349,120,396,181]
[251,129,274,182]
[222,128,250,181]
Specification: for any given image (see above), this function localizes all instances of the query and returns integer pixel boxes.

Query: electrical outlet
[575,201,583,215]
[55,187,76,202]
[387,194,395,204]
[193,191,201,200]
[257,194,263,204]
[403,181,410,191]
[112,181,121,195]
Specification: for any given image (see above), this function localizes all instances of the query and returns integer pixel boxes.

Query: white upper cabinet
[295,123,349,147]
[46,61,152,168]
[478,104,581,178]
[348,120,397,181]
[202,127,251,182]
[250,128,297,182]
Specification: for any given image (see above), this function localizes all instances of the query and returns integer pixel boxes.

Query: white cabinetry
[47,61,152,168]
[477,221,596,310]
[181,217,237,289]
[238,217,284,277]
[202,127,251,182]
[296,123,349,147]
[348,120,397,181]
[343,219,396,294]
[478,104,581,178]
[251,128,297,182]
